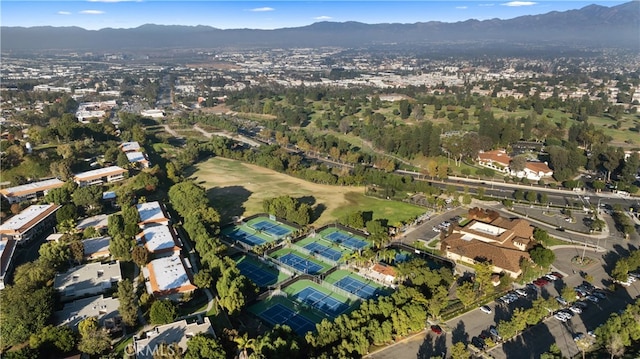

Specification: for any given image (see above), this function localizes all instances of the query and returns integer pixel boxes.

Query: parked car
[430,325,443,335]
[551,272,564,279]
[554,313,568,322]
[573,333,585,341]
[593,291,606,299]
[545,274,558,281]
[489,326,501,341]
[480,305,492,314]
[556,296,568,306]
[574,301,588,309]
[586,295,599,303]
[515,289,528,297]
[569,305,583,314]
[472,337,487,350]
[588,330,596,338]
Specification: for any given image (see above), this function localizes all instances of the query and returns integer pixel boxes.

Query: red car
[534,278,549,287]
[431,325,443,335]
[551,272,564,279]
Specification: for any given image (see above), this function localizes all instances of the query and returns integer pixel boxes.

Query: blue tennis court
[294,287,349,317]
[335,276,378,299]
[227,228,266,246]
[325,231,368,250]
[259,303,316,335]
[237,261,276,287]
[304,242,342,261]
[279,253,323,274]
[252,220,292,238]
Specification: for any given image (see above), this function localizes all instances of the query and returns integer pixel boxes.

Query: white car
[480,305,492,314]
[554,313,567,322]
[515,289,528,297]
[569,306,582,314]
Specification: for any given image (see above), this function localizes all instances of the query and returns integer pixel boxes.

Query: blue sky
[1,1,629,30]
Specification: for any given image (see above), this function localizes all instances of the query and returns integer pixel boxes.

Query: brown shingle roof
[443,234,530,274]
[477,150,511,167]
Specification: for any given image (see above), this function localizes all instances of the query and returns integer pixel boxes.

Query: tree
[426,285,448,319]
[78,326,111,355]
[72,185,102,210]
[117,279,139,327]
[525,191,537,203]
[530,246,555,269]
[69,240,85,264]
[109,235,133,261]
[29,325,76,353]
[132,245,149,267]
[150,299,177,325]
[474,260,494,296]
[450,342,470,359]
[456,281,476,308]
[234,332,256,359]
[56,204,77,224]
[561,286,577,304]
[183,334,225,359]
[38,241,70,270]
[510,155,527,173]
[575,336,592,359]
[194,269,213,289]
[108,213,125,238]
[0,282,54,347]
[605,333,625,359]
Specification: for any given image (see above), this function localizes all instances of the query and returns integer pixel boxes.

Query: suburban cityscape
[1,1,640,359]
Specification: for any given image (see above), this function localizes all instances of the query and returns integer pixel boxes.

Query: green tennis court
[270,248,333,274]
[235,255,291,287]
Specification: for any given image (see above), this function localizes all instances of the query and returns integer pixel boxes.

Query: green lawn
[192,157,426,226]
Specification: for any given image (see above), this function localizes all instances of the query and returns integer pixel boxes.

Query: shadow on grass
[206,186,252,223]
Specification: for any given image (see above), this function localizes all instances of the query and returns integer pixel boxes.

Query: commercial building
[0,178,64,204]
[73,166,127,187]
[54,261,121,299]
[0,204,60,243]
[442,208,534,278]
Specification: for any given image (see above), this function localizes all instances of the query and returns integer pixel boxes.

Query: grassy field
[191,157,427,225]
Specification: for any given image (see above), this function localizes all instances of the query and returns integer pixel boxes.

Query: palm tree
[234,332,255,359]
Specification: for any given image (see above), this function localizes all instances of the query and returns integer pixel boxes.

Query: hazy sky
[1,1,629,30]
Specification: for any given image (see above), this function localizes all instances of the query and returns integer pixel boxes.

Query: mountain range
[1,1,638,52]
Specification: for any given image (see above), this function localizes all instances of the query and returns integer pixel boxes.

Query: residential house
[132,317,214,359]
[441,208,534,278]
[0,178,64,204]
[76,214,109,233]
[54,261,122,299]
[136,225,182,255]
[55,294,120,330]
[82,236,111,260]
[0,204,60,244]
[136,201,171,228]
[74,166,127,187]
[0,239,18,290]
[142,252,196,299]
[119,141,141,153]
[126,151,150,168]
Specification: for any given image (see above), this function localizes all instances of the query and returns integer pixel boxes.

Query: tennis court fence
[317,279,359,302]
[291,244,338,266]
[263,255,295,276]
